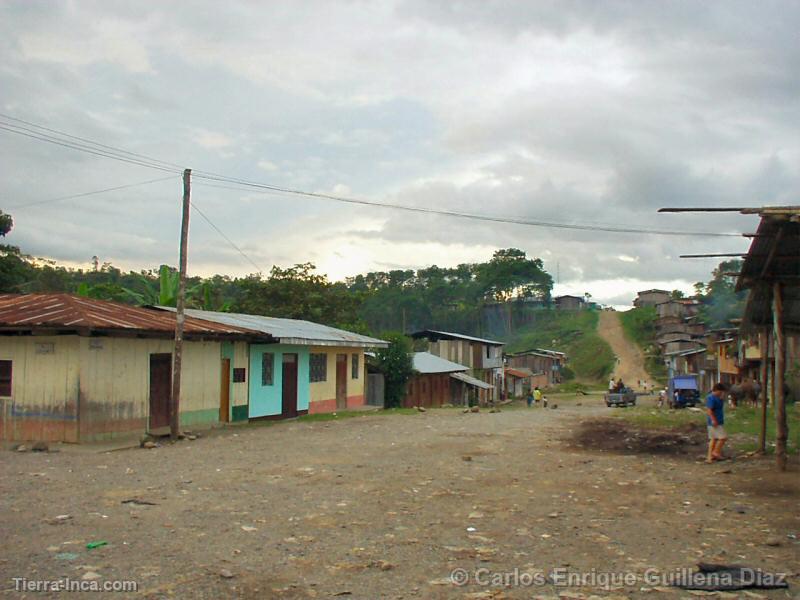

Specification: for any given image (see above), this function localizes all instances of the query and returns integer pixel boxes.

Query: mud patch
[569,418,706,456]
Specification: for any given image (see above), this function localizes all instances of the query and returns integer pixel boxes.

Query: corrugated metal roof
[450,371,494,389]
[410,329,505,346]
[505,367,534,378]
[0,294,265,338]
[156,307,388,348]
[412,352,467,374]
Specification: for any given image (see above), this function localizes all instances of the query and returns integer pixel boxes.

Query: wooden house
[633,289,671,308]
[0,294,267,444]
[505,348,566,386]
[403,352,486,408]
[410,330,504,404]
[554,295,585,310]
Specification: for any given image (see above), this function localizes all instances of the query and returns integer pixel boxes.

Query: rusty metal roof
[736,209,800,331]
[0,294,269,339]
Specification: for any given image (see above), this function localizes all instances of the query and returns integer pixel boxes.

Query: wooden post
[757,329,768,454]
[171,168,191,440]
[772,282,787,471]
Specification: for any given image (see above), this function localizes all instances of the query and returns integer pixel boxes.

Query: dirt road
[3,401,798,599]
[598,311,652,390]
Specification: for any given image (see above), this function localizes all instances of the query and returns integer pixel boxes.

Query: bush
[375,333,414,408]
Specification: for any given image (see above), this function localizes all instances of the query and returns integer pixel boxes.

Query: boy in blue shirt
[706,382,728,462]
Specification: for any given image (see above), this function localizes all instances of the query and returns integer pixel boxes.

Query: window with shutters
[310,353,327,382]
[232,368,246,383]
[261,353,274,386]
[0,360,11,396]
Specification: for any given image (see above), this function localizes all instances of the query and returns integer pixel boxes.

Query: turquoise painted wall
[248,344,310,417]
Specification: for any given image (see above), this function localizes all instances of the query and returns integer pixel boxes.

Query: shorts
[707,425,727,440]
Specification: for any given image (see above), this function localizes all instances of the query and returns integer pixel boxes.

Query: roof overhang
[450,372,494,389]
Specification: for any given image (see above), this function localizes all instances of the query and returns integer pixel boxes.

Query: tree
[697,260,747,329]
[475,248,553,302]
[375,333,414,408]
[0,211,13,237]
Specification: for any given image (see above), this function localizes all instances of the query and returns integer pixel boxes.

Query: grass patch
[505,309,614,383]
[618,307,667,384]
[615,403,800,454]
[297,407,418,422]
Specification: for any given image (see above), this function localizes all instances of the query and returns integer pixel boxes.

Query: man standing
[706,383,728,462]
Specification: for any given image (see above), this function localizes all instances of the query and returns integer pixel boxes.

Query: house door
[149,353,172,430]
[282,354,298,418]
[336,354,347,409]
[220,358,231,422]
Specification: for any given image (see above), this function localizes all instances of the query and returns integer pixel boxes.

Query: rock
[81,571,102,581]
[470,406,480,413]
[372,560,394,571]
[488,408,501,413]
[31,441,49,452]
[462,455,472,462]
[765,536,782,547]
[219,569,235,579]
[186,434,197,441]
[462,408,470,413]
[241,525,257,532]
[550,404,558,409]
[142,441,157,449]
[15,444,28,452]
[417,406,427,412]
[139,434,155,447]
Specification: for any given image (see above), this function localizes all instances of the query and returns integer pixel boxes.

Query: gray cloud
[0,0,798,307]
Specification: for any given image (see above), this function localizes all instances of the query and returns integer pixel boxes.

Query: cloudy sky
[1,1,798,308]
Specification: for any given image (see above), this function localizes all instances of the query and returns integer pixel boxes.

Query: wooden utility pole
[772,282,787,471]
[757,329,768,454]
[171,168,191,440]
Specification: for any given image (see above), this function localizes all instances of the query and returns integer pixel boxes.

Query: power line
[0,123,180,174]
[0,112,750,238]
[192,175,744,238]
[6,175,177,210]
[0,112,187,172]
[190,201,266,274]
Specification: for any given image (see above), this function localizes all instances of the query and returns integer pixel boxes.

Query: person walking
[526,390,534,408]
[706,383,729,463]
[533,386,543,406]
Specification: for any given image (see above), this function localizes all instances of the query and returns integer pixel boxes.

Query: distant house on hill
[633,289,671,308]
[554,295,585,310]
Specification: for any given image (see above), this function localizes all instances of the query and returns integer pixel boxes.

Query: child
[542,395,548,408]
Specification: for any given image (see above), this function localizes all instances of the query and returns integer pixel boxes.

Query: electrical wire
[6,175,178,210]
[192,175,744,238]
[190,201,265,274]
[0,112,749,239]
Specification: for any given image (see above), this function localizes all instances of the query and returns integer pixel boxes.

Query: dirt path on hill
[598,311,652,390]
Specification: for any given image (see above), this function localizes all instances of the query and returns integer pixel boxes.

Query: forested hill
[0,211,553,338]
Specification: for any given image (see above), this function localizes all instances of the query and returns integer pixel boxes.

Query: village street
[2,400,798,599]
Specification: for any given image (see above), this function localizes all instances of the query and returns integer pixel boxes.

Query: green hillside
[505,310,614,382]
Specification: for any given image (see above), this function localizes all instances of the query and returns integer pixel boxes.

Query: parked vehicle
[605,387,637,407]
[668,375,700,408]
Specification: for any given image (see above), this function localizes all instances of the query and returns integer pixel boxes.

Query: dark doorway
[220,358,231,422]
[281,353,298,418]
[149,353,172,430]
[336,353,347,409]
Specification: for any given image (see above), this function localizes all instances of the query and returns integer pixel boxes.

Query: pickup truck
[605,388,637,407]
